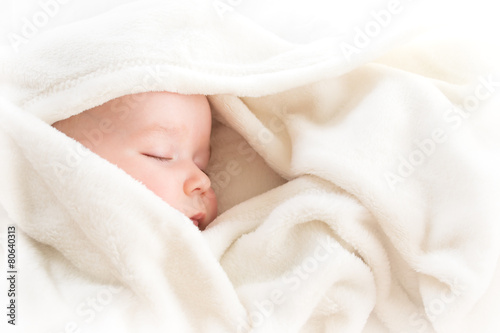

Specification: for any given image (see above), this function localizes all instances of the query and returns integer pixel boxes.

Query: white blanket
[1,0,500,332]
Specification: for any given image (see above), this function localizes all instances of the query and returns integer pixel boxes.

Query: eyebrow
[137,125,183,139]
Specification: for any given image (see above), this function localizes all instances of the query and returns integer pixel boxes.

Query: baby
[52,91,217,230]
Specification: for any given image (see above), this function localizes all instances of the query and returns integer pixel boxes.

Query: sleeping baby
[52,91,217,230]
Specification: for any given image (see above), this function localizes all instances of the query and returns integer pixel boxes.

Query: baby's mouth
[190,213,206,229]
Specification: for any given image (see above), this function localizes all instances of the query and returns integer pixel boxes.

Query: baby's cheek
[136,169,181,209]
[205,188,218,223]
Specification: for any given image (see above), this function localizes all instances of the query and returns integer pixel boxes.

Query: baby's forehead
[95,94,170,124]
[89,91,211,138]
[133,123,186,141]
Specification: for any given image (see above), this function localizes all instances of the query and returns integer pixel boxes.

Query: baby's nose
[184,164,211,195]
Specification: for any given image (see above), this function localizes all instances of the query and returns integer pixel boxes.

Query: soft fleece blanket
[1,0,500,332]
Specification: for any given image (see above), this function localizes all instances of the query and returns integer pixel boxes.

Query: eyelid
[143,153,172,162]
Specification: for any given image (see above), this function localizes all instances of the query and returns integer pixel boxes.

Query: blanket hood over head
[1,0,500,332]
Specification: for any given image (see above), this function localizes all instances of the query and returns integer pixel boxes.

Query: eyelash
[144,154,172,162]
[144,154,209,175]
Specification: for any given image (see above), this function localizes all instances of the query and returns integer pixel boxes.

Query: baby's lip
[190,212,206,229]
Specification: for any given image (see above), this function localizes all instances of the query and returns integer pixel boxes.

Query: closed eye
[143,153,172,162]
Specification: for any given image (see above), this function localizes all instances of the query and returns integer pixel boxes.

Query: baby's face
[53,92,217,230]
